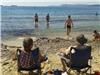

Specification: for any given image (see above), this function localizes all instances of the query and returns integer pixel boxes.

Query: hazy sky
[1,0,100,6]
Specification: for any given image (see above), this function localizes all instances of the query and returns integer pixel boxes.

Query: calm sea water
[1,5,100,39]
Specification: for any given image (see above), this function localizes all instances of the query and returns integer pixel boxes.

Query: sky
[1,0,100,6]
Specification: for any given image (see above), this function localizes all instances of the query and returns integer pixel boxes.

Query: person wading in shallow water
[34,13,39,29]
[46,13,50,28]
[64,15,73,37]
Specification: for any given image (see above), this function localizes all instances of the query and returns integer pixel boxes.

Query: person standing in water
[46,13,50,28]
[96,12,98,16]
[34,13,38,29]
[65,15,73,36]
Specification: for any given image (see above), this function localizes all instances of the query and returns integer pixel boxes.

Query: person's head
[76,34,87,45]
[93,30,98,34]
[68,15,71,18]
[35,13,38,16]
[47,13,49,17]
[23,37,33,50]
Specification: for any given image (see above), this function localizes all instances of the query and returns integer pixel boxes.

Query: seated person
[60,34,91,71]
[93,30,100,41]
[14,37,47,70]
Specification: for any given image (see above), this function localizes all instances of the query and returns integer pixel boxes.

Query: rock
[3,62,9,66]
[1,43,8,49]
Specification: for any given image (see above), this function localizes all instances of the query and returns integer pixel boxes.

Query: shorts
[35,19,38,22]
[67,25,71,29]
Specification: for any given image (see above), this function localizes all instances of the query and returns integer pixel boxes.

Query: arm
[93,33,97,41]
[65,46,72,55]
[60,47,71,55]
[64,19,67,28]
[37,48,47,62]
[39,52,47,62]
[62,46,76,55]
[13,52,17,61]
[13,49,20,61]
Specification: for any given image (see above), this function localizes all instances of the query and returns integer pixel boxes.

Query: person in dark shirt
[34,13,39,29]
[46,13,50,28]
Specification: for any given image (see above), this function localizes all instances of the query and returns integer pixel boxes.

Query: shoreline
[2,31,93,46]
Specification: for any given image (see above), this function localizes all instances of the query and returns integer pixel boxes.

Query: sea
[1,5,100,40]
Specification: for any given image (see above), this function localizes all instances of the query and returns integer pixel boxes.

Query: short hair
[23,37,33,48]
[68,15,71,18]
[94,30,97,33]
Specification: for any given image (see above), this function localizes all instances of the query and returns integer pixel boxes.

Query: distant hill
[1,4,100,8]
[61,4,100,7]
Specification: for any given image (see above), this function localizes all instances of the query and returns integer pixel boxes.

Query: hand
[44,54,48,61]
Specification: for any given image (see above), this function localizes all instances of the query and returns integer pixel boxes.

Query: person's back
[18,48,40,69]
[17,37,40,69]
[66,18,72,26]
[17,37,46,70]
[60,34,91,71]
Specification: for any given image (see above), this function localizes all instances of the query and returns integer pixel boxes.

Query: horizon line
[1,3,100,7]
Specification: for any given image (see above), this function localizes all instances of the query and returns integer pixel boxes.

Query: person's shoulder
[67,46,77,53]
[17,48,22,52]
[17,48,24,51]
[70,46,77,48]
[85,44,91,47]
[17,48,28,54]
[31,47,39,50]
[31,47,40,53]
[84,44,91,50]
[66,46,76,51]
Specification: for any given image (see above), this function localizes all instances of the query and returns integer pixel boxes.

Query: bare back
[66,19,72,26]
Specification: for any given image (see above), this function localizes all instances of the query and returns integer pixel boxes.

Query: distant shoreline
[1,4,100,7]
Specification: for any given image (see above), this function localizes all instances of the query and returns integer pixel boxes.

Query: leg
[61,58,69,71]
[67,28,70,36]
[61,58,68,71]
[47,22,49,29]
[61,58,72,75]
[69,28,71,36]
[35,22,38,29]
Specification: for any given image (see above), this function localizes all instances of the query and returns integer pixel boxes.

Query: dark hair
[76,34,87,45]
[94,30,97,33]
[68,15,71,18]
[23,37,33,48]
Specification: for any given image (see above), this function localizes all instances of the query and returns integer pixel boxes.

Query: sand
[1,32,100,75]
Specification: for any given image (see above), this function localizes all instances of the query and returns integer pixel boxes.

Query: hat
[76,34,87,45]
